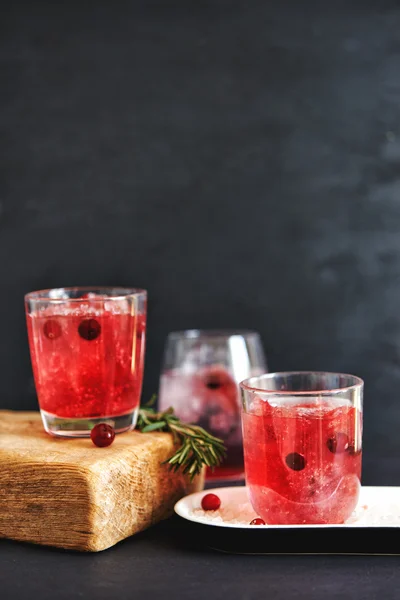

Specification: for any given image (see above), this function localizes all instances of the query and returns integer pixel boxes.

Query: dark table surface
[2,519,400,600]
[2,478,400,600]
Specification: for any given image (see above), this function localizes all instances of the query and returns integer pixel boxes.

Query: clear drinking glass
[25,287,147,437]
[158,329,267,482]
[240,371,363,524]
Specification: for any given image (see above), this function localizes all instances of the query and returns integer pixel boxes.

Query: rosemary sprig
[136,396,227,481]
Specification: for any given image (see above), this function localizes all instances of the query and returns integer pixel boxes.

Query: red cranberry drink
[25,287,147,437]
[159,365,246,480]
[240,372,363,525]
[242,399,362,524]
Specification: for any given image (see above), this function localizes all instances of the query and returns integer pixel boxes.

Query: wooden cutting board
[0,410,204,552]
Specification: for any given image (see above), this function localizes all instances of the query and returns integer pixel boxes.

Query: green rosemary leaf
[143,393,158,408]
[141,421,167,433]
[167,453,182,465]
[178,443,191,464]
[137,400,226,481]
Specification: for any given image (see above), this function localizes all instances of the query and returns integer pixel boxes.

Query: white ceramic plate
[174,486,400,554]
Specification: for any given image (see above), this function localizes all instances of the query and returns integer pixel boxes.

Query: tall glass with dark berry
[25,287,147,437]
[158,330,267,482]
[240,372,363,524]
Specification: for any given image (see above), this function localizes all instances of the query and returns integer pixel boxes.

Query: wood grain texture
[0,410,205,552]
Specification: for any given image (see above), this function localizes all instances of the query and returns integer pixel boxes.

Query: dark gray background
[2,0,400,489]
[3,2,400,597]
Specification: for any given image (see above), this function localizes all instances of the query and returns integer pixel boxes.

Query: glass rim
[167,328,261,340]
[240,371,364,395]
[24,286,147,302]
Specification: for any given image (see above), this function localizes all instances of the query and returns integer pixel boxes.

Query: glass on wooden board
[25,287,147,437]
[158,329,267,482]
[240,371,363,524]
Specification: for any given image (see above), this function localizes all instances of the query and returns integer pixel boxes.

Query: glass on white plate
[240,371,363,524]
[158,329,267,482]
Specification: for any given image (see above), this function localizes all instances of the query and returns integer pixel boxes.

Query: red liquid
[242,398,362,524]
[27,304,146,419]
[159,366,245,481]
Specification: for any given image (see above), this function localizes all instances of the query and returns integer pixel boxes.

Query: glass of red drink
[240,371,363,524]
[158,329,267,482]
[25,287,147,437]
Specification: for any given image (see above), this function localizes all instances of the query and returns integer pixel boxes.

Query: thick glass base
[40,408,139,437]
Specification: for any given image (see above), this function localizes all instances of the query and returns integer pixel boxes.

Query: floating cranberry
[347,444,360,456]
[43,320,62,340]
[78,318,101,341]
[204,376,222,390]
[201,493,221,511]
[90,423,115,447]
[250,518,266,525]
[327,432,349,454]
[285,452,306,471]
